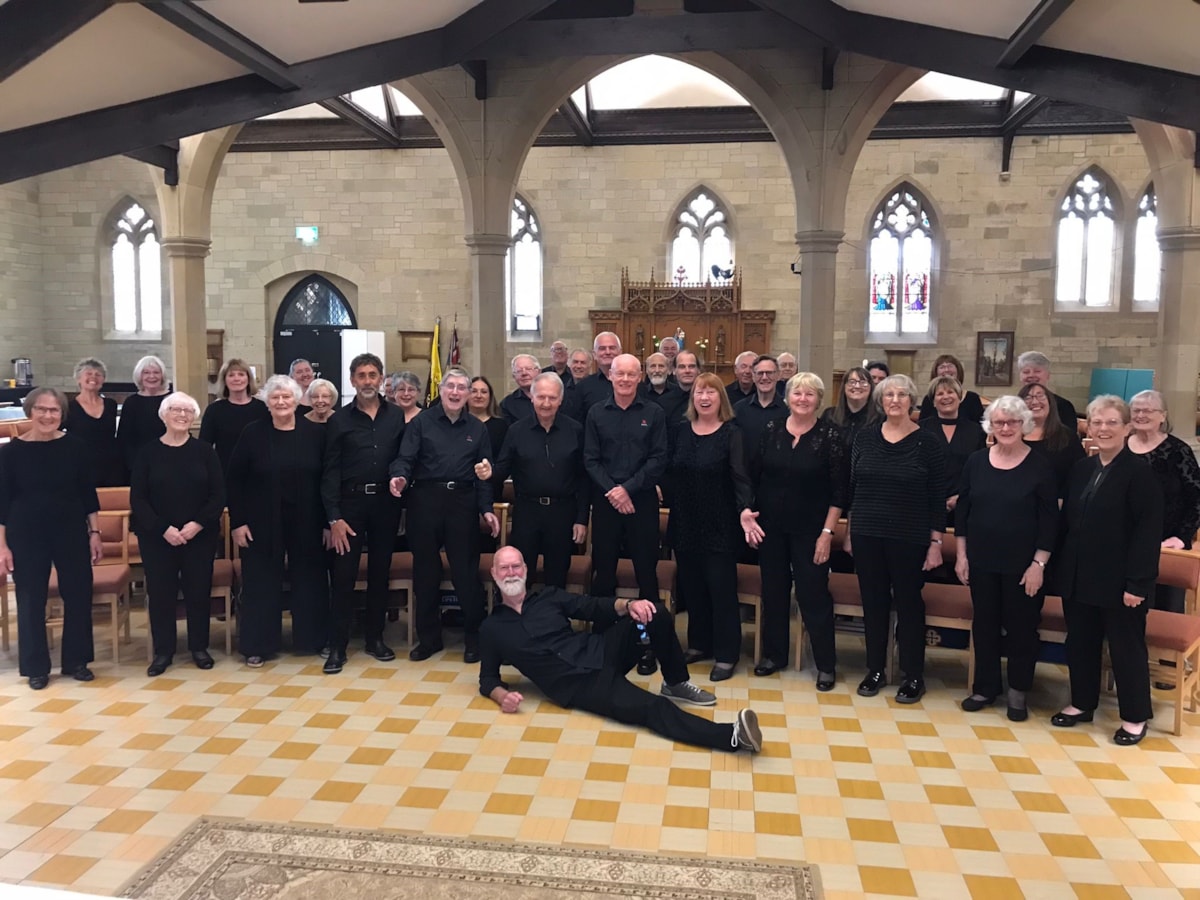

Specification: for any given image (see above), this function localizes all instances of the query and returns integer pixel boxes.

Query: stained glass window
[109,202,162,334]
[1132,186,1160,307]
[669,190,734,284]
[868,187,933,336]
[1055,170,1116,308]
[506,195,542,334]
[279,275,354,327]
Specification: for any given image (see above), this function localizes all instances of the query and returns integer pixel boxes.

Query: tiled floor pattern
[0,612,1198,899]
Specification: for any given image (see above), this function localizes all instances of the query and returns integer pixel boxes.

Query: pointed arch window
[669,190,733,284]
[277,275,355,327]
[108,201,162,335]
[868,186,934,336]
[1132,185,1160,307]
[506,195,542,336]
[1055,170,1117,308]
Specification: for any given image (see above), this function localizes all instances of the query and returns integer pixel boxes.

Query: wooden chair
[921,534,976,683]
[735,563,764,666]
[97,486,140,566]
[613,507,677,610]
[0,572,10,651]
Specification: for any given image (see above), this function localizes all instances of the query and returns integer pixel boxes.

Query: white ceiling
[1042,0,1200,78]
[834,0,1034,39]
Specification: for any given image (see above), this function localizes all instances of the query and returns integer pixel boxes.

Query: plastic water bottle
[635,622,650,646]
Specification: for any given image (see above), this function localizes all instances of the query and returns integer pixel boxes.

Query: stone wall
[0,178,43,377]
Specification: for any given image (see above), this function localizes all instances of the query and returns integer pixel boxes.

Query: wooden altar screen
[589,269,775,382]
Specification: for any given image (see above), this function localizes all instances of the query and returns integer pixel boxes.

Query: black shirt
[666,421,752,554]
[117,392,168,471]
[583,395,667,497]
[542,365,574,388]
[130,438,225,537]
[733,393,787,454]
[639,382,688,425]
[1052,391,1078,429]
[918,391,985,424]
[65,396,125,487]
[0,434,99,535]
[575,372,614,422]
[500,388,534,424]
[725,381,755,407]
[1135,434,1200,547]
[750,417,849,535]
[321,399,406,522]
[198,397,270,473]
[848,424,947,545]
[389,407,494,514]
[478,588,622,707]
[956,448,1058,574]
[494,415,589,525]
[919,415,985,499]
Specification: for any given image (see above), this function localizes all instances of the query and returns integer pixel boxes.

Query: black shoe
[322,648,347,674]
[1113,725,1147,746]
[753,659,781,677]
[28,675,49,691]
[1007,704,1029,722]
[408,643,442,662]
[636,650,657,676]
[710,664,734,682]
[463,635,481,665]
[857,670,886,697]
[960,694,996,712]
[683,648,712,665]
[895,677,926,704]
[816,672,836,692]
[1050,709,1094,727]
[147,655,172,677]
[364,640,396,662]
[191,650,214,670]
[70,665,95,683]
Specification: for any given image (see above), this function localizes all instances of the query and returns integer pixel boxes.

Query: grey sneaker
[732,709,762,753]
[660,680,717,706]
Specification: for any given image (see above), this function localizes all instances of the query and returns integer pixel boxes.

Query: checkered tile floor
[0,610,1198,899]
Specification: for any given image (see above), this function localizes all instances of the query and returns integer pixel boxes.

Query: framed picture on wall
[976,331,1014,387]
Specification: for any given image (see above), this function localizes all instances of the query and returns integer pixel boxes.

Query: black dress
[117,392,168,473]
[199,398,271,473]
[66,396,126,486]
[1026,428,1086,499]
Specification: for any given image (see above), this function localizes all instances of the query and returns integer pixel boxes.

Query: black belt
[346,482,385,495]
[422,480,473,491]
[518,494,570,506]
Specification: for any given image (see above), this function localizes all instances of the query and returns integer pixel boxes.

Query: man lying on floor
[478,545,762,753]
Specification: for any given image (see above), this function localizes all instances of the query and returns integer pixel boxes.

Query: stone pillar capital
[1157,226,1200,252]
[464,233,512,256]
[160,236,213,259]
[794,230,845,254]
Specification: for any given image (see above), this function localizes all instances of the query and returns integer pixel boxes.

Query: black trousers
[590,488,659,599]
[570,610,736,752]
[1063,597,1152,723]
[758,528,835,672]
[239,518,329,657]
[675,548,740,664]
[11,524,93,677]
[141,531,217,657]
[407,483,483,648]
[853,534,927,678]
[330,492,402,650]
[509,497,576,588]
[968,570,1044,697]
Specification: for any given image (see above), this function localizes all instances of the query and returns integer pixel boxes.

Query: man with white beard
[639,352,687,423]
[478,546,762,753]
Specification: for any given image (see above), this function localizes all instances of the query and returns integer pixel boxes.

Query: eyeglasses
[845,379,869,388]
[165,407,194,416]
[31,406,61,415]
[753,371,777,379]
[1130,408,1163,416]
[1089,418,1125,430]
[992,419,1022,430]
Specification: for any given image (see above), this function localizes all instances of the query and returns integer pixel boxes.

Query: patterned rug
[119,819,822,899]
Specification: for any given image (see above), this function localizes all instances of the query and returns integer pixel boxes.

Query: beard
[649,374,667,387]
[498,576,526,598]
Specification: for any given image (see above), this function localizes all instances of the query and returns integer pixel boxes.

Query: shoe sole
[737,710,762,752]
[661,688,717,707]
[857,685,883,697]
[895,688,926,705]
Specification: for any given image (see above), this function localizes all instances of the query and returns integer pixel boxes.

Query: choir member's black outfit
[493,414,588,589]
[227,418,328,658]
[499,389,533,424]
[1057,450,1162,723]
[322,399,405,652]
[131,438,225,658]
[956,448,1058,698]
[66,396,126,486]
[480,589,736,751]
[848,424,946,679]
[1133,434,1200,612]
[918,390,985,424]
[0,436,97,678]
[389,408,493,652]
[640,382,688,426]
[725,381,754,408]
[199,398,270,474]
[541,365,573,388]
[1051,391,1078,430]
[476,415,509,552]
[821,404,872,451]
[733,393,786,457]
[665,421,753,665]
[748,417,848,671]
[116,392,167,473]
[584,395,667,601]
[919,414,985,530]
[1026,429,1086,499]
[574,371,613,422]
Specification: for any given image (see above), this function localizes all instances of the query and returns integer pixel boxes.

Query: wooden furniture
[589,269,774,380]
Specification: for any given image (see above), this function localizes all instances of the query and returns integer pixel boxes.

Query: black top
[918,390,985,424]
[725,381,754,407]
[956,448,1059,573]
[493,414,589,525]
[116,392,168,471]
[639,382,689,425]
[733,394,787,454]
[130,438,225,537]
[918,416,985,498]
[583,395,667,497]
[500,388,533,424]
[1057,449,1162,607]
[480,415,509,498]
[1026,429,1086,499]
[574,371,613,422]
[1052,391,1078,428]
[198,398,270,473]
[749,417,848,535]
[389,407,494,515]
[0,435,99,536]
[542,364,574,388]
[665,421,752,553]
[821,404,872,450]
[65,396,126,486]
[321,399,406,521]
[1133,434,1200,547]
[849,424,947,544]
[478,588,623,707]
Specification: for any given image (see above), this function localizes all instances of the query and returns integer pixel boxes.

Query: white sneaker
[660,680,717,706]
[731,709,762,753]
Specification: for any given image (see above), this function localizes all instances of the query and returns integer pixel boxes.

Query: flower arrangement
[693,336,710,353]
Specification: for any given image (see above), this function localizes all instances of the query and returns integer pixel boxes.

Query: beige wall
[0,178,43,377]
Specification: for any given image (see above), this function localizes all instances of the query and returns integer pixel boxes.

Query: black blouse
[117,392,168,471]
[1026,428,1086,499]
[750,417,848,536]
[956,448,1059,574]
[849,424,947,545]
[198,398,270,473]
[130,438,225,537]
[665,421,751,554]
[0,435,99,536]
[919,390,985,424]
[65,396,126,486]
[1133,434,1200,548]
[919,415,985,498]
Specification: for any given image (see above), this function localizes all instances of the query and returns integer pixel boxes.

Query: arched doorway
[272,274,357,383]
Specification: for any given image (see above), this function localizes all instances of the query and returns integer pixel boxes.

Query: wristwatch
[1032,559,1046,568]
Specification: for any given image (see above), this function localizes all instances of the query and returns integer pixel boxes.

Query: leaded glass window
[506,195,543,335]
[279,275,354,326]
[868,187,933,336]
[1055,170,1116,308]
[669,190,733,284]
[1132,186,1160,307]
[109,202,161,334]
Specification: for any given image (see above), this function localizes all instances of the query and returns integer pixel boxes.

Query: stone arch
[1129,120,1197,229]
[661,182,740,274]
[255,253,367,290]
[1052,162,1128,217]
[149,124,242,240]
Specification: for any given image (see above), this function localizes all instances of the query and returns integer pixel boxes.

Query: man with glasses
[734,355,786,452]
[726,351,757,406]
[501,354,540,424]
[542,341,573,387]
[775,352,797,398]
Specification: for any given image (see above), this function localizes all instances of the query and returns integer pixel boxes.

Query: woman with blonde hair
[199,359,269,473]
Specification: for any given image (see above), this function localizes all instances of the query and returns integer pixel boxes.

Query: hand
[179,521,203,542]
[946,494,959,511]
[482,512,500,538]
[474,458,493,481]
[1122,591,1145,608]
[656,484,663,504]
[0,546,12,574]
[954,555,969,586]
[627,599,655,623]
[740,509,764,548]
[499,690,523,714]
[571,524,587,544]
[329,519,355,555]
[922,542,943,572]
[389,476,407,497]
[606,485,634,514]
[163,525,186,547]
[1162,536,1186,550]
[1019,563,1043,597]
[89,532,103,564]
[232,525,253,549]
[813,531,832,565]
[322,528,333,551]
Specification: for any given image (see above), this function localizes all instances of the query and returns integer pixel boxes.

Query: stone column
[1157,226,1200,445]
[161,237,211,408]
[464,233,510,381]
[794,230,844,382]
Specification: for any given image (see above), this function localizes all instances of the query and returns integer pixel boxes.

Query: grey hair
[873,374,919,413]
[1017,351,1051,371]
[510,353,539,373]
[441,366,471,388]
[261,374,302,402]
[133,355,166,389]
[157,391,200,421]
[1130,389,1171,433]
[658,336,679,351]
[288,358,312,376]
[593,331,621,352]
[307,377,339,404]
[74,357,107,380]
[981,395,1034,436]
[22,387,68,420]
[395,371,421,391]
[532,371,564,395]
[1086,393,1130,425]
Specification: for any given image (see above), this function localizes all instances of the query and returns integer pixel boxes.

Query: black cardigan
[1056,449,1163,607]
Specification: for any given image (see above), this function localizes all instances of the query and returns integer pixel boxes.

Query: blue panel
[1088,368,1155,403]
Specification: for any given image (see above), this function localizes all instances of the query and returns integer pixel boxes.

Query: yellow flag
[427,320,442,404]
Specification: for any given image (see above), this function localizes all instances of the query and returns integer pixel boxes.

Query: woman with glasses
[954,396,1057,721]
[1126,389,1200,614]
[822,366,874,449]
[1052,396,1162,746]
[1018,382,1084,499]
[303,378,338,425]
[391,371,424,425]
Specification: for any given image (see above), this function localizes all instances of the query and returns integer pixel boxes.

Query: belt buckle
[363,483,379,495]
[538,496,551,506]
[445,481,457,490]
